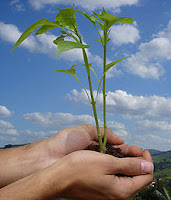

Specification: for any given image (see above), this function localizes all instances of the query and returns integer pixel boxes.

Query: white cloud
[10,0,25,12]
[28,0,139,11]
[110,23,140,46]
[22,112,128,136]
[0,120,18,136]
[22,112,96,129]
[0,136,18,145]
[0,129,18,135]
[106,121,128,136]
[0,120,14,129]
[125,134,171,151]
[10,0,20,5]
[134,120,171,132]
[124,20,171,79]
[0,22,38,51]
[124,54,164,79]
[67,89,171,120]
[0,105,12,117]
[0,22,84,62]
[15,4,25,12]
[23,129,57,139]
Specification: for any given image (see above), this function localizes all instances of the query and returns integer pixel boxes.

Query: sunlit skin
[0,125,153,200]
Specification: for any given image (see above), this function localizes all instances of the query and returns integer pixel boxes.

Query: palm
[48,124,124,159]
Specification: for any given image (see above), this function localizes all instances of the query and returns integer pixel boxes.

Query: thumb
[108,157,154,176]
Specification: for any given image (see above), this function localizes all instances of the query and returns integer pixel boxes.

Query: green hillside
[152,150,171,190]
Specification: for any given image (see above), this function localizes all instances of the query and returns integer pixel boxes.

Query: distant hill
[151,150,171,189]
[0,144,28,149]
[149,149,171,156]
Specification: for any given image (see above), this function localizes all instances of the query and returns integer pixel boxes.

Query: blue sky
[0,0,171,150]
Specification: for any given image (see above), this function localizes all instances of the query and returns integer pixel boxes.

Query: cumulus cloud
[0,120,14,128]
[28,0,139,11]
[0,22,38,51]
[0,136,18,145]
[125,134,171,151]
[10,0,25,12]
[22,112,128,136]
[67,89,171,120]
[106,121,128,136]
[124,20,171,79]
[0,22,108,64]
[110,22,140,46]
[23,129,57,139]
[134,120,171,132]
[0,105,12,117]
[0,120,18,136]
[22,112,95,128]
[0,22,84,62]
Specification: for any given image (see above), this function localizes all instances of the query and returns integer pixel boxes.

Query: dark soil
[85,143,124,158]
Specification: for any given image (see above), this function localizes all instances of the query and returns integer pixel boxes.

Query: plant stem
[103,29,108,149]
[82,49,104,153]
[77,34,104,152]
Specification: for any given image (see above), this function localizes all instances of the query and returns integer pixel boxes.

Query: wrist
[0,160,70,200]
[0,140,57,188]
[23,139,58,171]
[43,159,73,199]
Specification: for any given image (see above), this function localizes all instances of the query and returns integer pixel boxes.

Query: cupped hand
[45,124,124,161]
[52,149,153,200]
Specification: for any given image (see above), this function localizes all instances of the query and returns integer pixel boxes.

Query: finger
[101,127,124,145]
[106,155,154,199]
[111,173,153,199]
[113,144,144,157]
[84,124,124,145]
[142,150,153,162]
[107,157,154,176]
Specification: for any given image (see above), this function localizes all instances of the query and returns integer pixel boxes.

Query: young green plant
[11,5,133,153]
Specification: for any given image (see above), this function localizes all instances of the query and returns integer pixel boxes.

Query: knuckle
[80,124,92,133]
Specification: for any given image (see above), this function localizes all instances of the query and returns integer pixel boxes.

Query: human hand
[0,124,144,188]
[40,124,124,165]
[51,149,153,200]
[29,124,147,172]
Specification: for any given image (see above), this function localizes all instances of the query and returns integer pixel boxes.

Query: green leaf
[55,6,77,31]
[105,55,131,72]
[35,22,59,35]
[53,35,65,45]
[95,39,103,45]
[59,31,79,43]
[95,34,104,45]
[11,19,53,52]
[76,10,104,30]
[92,10,133,30]
[95,34,110,45]
[99,13,117,23]
[61,30,67,34]
[55,68,76,77]
[92,10,116,26]
[112,17,133,24]
[75,10,96,25]
[56,41,90,55]
[71,64,85,69]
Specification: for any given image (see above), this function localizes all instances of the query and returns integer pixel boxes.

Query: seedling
[11,5,133,153]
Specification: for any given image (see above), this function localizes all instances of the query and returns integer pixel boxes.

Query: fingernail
[141,161,154,174]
